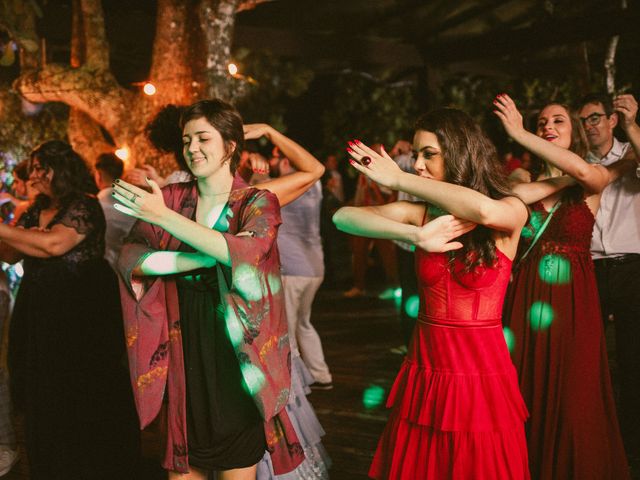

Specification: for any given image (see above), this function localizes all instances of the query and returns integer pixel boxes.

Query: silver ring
[130,192,138,203]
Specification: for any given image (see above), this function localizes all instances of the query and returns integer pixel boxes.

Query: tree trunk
[11,0,263,172]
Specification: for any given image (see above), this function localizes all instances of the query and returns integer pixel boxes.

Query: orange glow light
[143,82,157,95]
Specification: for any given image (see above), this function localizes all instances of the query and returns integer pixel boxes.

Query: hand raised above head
[492,93,525,140]
[346,140,402,189]
[613,94,638,130]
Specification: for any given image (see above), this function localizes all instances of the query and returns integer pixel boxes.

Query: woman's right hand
[414,214,476,253]
[493,94,526,141]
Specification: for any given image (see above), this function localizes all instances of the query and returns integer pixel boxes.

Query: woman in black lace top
[0,141,139,479]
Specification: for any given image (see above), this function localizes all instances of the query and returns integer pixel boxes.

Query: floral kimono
[117,175,303,474]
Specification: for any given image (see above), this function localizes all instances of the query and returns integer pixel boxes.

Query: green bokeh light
[503,326,515,353]
[528,301,554,330]
[267,273,282,294]
[233,264,264,301]
[362,384,386,410]
[521,211,544,239]
[538,254,571,285]
[224,306,244,348]
[241,363,266,396]
[404,295,420,319]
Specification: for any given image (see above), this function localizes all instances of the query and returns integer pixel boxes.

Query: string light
[115,147,129,161]
[143,82,156,95]
[228,63,239,75]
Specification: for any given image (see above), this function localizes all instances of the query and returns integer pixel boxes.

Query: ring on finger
[130,192,138,202]
[361,156,372,166]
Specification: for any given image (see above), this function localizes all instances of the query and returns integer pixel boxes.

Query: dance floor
[3,287,403,479]
[4,285,639,479]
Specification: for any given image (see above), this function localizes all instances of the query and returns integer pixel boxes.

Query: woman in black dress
[0,141,139,479]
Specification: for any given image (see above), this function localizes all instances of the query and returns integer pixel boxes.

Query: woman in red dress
[494,94,631,480]
[334,108,530,479]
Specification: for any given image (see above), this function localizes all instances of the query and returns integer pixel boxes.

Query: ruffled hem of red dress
[386,358,528,432]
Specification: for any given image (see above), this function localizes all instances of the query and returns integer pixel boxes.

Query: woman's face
[536,104,572,150]
[182,117,233,179]
[412,130,446,181]
[28,159,53,196]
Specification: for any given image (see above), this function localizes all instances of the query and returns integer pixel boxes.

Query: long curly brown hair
[415,108,516,270]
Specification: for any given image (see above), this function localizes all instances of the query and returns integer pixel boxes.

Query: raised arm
[614,94,640,161]
[346,142,527,234]
[493,94,609,194]
[512,175,576,204]
[243,124,324,206]
[333,201,476,253]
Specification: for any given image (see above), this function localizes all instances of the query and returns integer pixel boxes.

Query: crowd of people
[0,89,636,480]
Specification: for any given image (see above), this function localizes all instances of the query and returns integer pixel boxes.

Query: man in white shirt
[579,92,640,457]
[94,153,136,270]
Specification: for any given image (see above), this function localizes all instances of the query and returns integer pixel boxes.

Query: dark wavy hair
[180,99,244,175]
[415,108,515,270]
[29,140,98,209]
[13,159,30,182]
[145,104,189,171]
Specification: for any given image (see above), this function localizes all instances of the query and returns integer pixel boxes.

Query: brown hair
[415,108,515,270]
[30,140,98,209]
[180,99,244,175]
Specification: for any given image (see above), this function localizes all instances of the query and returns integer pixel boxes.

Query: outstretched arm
[346,142,527,234]
[333,201,476,253]
[244,124,325,206]
[493,94,609,194]
[512,175,576,204]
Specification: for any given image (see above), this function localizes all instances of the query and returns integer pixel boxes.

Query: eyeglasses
[579,112,608,127]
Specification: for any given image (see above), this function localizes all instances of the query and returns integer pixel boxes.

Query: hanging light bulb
[227,63,239,76]
[115,147,130,161]
[143,82,157,95]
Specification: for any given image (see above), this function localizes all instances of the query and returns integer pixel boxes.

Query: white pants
[282,275,332,384]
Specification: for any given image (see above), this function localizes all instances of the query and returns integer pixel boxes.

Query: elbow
[41,239,69,257]
[332,207,350,232]
[311,162,325,181]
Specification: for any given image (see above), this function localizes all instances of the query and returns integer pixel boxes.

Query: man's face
[579,102,617,152]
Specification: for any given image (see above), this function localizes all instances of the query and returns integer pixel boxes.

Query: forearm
[510,130,605,192]
[156,209,231,266]
[134,251,216,276]
[268,128,324,178]
[512,175,575,204]
[333,206,417,243]
[624,123,640,161]
[392,172,499,224]
[0,224,64,258]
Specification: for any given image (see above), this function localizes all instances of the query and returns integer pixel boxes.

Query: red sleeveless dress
[502,198,630,480]
[370,249,530,479]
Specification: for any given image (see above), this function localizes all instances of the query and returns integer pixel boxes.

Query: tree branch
[14,64,134,133]
[79,0,109,69]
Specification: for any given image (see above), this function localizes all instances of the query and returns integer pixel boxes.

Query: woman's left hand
[493,94,526,141]
[112,178,168,225]
[414,214,476,253]
[347,141,402,189]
